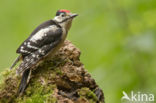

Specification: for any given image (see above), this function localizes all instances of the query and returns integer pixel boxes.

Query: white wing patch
[20,46,32,54]
[38,49,45,55]
[30,25,58,43]
[27,42,39,49]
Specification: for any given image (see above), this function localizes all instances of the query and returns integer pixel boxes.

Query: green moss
[2,69,11,77]
[0,67,58,103]
[0,69,15,89]
[78,87,98,103]
[54,68,62,75]
[15,83,56,103]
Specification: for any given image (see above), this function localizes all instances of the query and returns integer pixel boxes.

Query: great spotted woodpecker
[10,9,78,95]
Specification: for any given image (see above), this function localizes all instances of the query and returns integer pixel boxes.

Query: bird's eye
[61,14,65,17]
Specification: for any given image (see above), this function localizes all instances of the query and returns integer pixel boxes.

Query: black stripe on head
[56,11,65,16]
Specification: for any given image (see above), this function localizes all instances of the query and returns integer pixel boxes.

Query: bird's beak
[69,13,78,19]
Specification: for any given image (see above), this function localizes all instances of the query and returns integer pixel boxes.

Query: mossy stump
[0,40,104,103]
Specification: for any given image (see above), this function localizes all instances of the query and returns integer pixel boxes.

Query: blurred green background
[0,0,156,103]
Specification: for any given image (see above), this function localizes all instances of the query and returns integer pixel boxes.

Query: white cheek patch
[54,16,62,22]
[30,25,58,43]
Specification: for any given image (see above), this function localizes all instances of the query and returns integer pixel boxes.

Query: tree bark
[0,40,104,103]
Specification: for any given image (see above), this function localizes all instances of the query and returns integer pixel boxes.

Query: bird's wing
[17,40,61,74]
[11,20,60,69]
[16,20,63,74]
[16,20,61,57]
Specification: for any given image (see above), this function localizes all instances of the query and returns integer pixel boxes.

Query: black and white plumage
[10,9,78,95]
[16,20,62,74]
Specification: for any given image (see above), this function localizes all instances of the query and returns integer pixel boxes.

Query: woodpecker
[10,9,78,95]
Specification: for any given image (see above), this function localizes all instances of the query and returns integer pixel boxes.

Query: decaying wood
[0,40,104,103]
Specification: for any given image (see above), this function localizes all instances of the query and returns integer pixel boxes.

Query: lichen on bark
[0,40,104,103]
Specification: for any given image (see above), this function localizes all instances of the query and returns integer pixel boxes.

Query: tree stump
[0,40,104,103]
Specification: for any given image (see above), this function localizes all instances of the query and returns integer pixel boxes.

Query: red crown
[59,9,70,13]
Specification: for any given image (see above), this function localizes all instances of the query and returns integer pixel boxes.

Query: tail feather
[17,69,31,95]
[17,53,40,75]
[10,55,22,70]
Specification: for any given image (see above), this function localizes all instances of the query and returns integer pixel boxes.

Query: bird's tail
[10,55,22,70]
[17,69,31,95]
